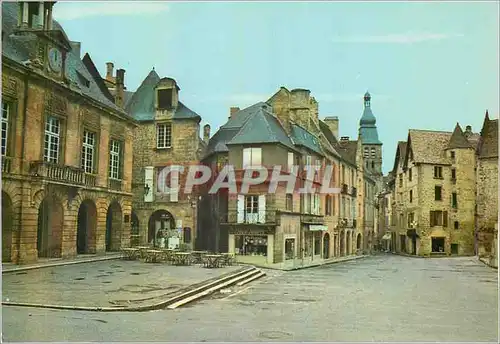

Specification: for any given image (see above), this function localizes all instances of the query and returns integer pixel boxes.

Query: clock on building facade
[48,47,63,73]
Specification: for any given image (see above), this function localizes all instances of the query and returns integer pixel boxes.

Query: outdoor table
[220,253,235,266]
[191,251,208,264]
[121,248,139,260]
[173,252,192,266]
[144,249,163,263]
[203,254,223,268]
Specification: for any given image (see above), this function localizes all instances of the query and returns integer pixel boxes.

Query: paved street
[2,255,498,342]
[2,260,240,308]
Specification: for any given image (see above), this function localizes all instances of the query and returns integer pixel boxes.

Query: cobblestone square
[3,255,498,342]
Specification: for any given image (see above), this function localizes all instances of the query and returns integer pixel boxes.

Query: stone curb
[392,252,477,259]
[2,266,258,312]
[2,255,121,274]
[238,255,368,271]
[478,257,499,270]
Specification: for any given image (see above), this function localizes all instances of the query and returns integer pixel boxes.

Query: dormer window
[157,89,173,109]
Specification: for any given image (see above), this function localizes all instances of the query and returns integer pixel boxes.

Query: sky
[53,1,499,174]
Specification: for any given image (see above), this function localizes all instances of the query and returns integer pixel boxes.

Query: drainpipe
[17,71,30,263]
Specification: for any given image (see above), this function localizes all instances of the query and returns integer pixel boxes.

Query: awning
[309,225,328,231]
[381,233,391,240]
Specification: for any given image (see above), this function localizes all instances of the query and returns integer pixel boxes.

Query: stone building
[108,69,204,249]
[389,123,480,256]
[377,174,394,251]
[475,111,498,267]
[1,2,136,264]
[198,88,379,264]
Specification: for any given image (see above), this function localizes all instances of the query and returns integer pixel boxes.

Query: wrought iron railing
[220,209,277,224]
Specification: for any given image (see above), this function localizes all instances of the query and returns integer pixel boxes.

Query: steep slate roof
[81,53,115,103]
[447,123,473,149]
[318,120,354,165]
[392,141,407,172]
[406,130,452,165]
[318,120,339,146]
[337,140,358,166]
[227,107,295,149]
[290,124,323,155]
[477,112,499,159]
[2,2,127,116]
[124,69,200,122]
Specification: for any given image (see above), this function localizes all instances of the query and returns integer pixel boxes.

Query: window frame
[109,139,123,180]
[44,115,62,164]
[81,129,96,174]
[434,185,442,201]
[242,147,262,167]
[156,122,172,149]
[1,101,10,156]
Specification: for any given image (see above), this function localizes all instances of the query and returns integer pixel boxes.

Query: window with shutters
[1,102,10,156]
[156,123,172,148]
[44,116,61,163]
[435,186,442,201]
[452,192,458,208]
[239,194,266,223]
[430,210,447,227]
[242,147,262,167]
[245,195,259,223]
[81,130,96,173]
[109,140,121,180]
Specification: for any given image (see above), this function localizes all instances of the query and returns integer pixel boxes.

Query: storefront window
[235,235,267,256]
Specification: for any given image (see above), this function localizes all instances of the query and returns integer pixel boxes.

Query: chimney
[465,125,472,138]
[70,41,81,58]
[106,62,114,82]
[340,136,349,145]
[229,107,240,119]
[203,124,211,144]
[115,69,125,108]
[324,116,339,139]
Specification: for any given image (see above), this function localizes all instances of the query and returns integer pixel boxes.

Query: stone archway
[357,233,362,250]
[148,209,175,248]
[346,231,352,255]
[323,232,330,259]
[2,191,13,262]
[76,200,97,254]
[37,195,64,258]
[105,201,123,251]
[340,230,345,256]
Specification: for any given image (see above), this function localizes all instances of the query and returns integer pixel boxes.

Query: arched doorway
[357,233,362,250]
[346,231,351,255]
[37,195,64,258]
[2,191,13,262]
[148,210,175,248]
[76,200,97,254]
[323,233,330,259]
[340,230,345,256]
[105,201,123,251]
[131,211,140,246]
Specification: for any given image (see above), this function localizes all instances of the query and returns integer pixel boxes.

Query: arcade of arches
[1,186,131,264]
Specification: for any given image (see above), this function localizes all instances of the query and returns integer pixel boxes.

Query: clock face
[48,48,62,73]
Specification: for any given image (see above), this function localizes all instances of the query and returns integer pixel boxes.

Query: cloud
[331,32,464,44]
[53,2,169,20]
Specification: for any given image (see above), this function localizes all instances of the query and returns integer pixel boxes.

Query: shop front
[304,225,328,260]
[228,227,274,264]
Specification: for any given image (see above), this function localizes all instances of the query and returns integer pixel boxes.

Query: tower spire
[364,91,371,108]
